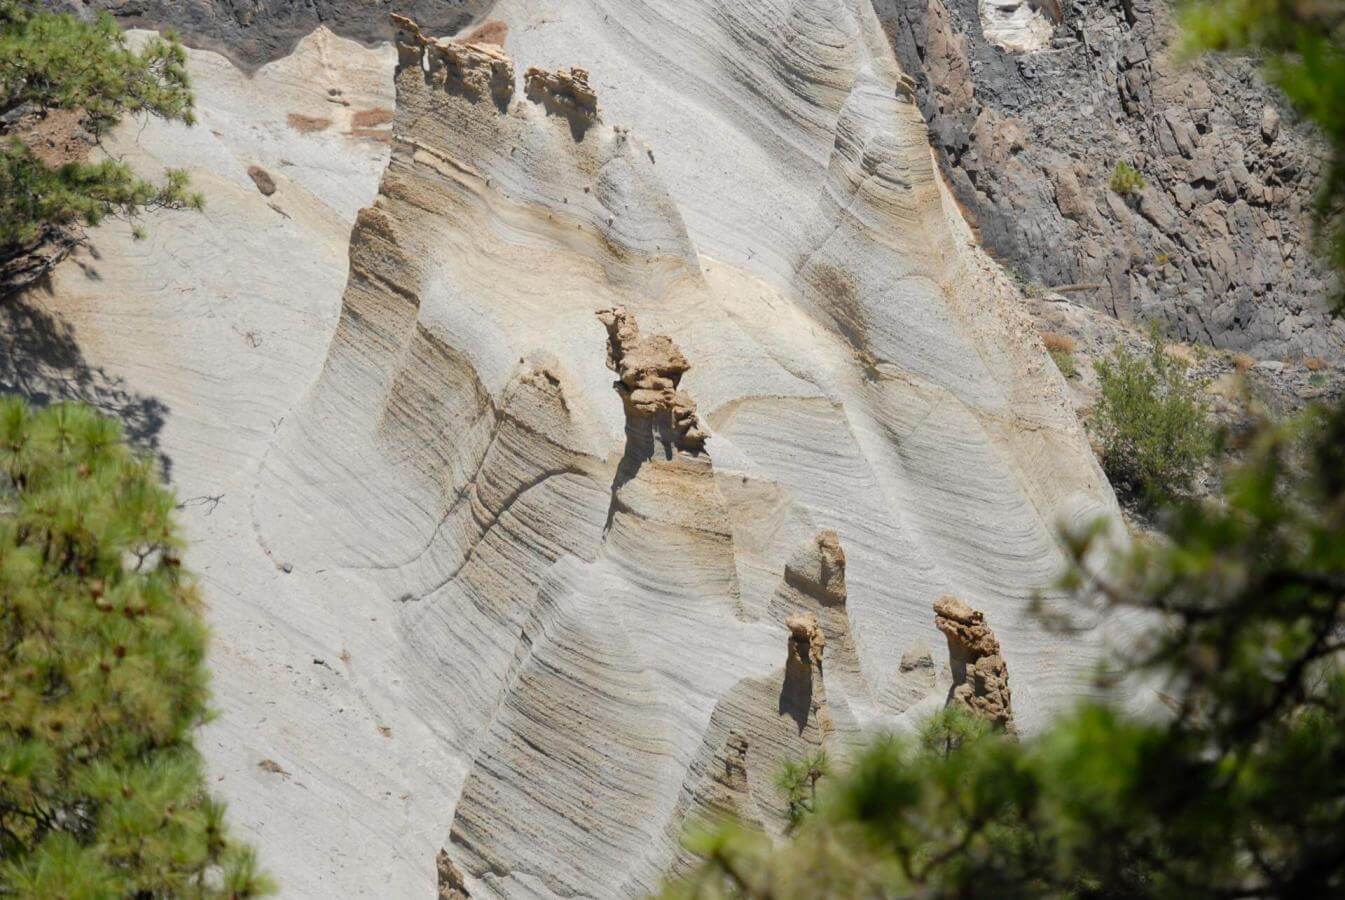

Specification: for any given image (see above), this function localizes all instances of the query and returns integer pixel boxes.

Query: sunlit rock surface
[14,2,1130,896]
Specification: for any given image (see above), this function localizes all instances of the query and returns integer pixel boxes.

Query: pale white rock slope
[14,2,1129,897]
[979,0,1059,53]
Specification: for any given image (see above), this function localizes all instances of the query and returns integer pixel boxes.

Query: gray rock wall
[876,0,1345,360]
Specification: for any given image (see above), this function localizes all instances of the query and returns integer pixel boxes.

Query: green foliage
[1091,340,1212,504]
[774,750,829,829]
[1,142,202,247]
[1181,0,1345,312]
[0,0,202,248]
[1048,347,1078,379]
[0,399,271,897]
[1109,161,1147,195]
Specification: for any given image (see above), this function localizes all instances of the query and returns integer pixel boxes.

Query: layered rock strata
[18,3,1136,896]
[393,13,515,106]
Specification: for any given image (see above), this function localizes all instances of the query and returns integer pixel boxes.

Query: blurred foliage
[0,399,271,897]
[774,750,829,830]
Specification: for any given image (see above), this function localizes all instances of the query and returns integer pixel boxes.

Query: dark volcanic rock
[50,0,490,71]
[875,0,1345,361]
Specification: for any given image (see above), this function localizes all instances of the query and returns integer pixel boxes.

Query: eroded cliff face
[878,0,1345,360]
[254,7,1132,887]
[13,2,1138,897]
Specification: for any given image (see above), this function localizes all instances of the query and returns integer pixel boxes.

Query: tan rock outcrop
[596,306,707,454]
[436,848,470,899]
[933,595,1015,734]
[392,14,514,105]
[778,611,836,742]
[783,530,847,606]
[525,65,600,121]
[785,612,824,667]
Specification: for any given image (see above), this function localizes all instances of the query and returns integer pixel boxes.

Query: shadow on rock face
[0,286,171,478]
[778,648,815,735]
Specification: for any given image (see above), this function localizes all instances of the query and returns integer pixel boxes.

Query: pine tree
[1,0,203,285]
[0,399,271,898]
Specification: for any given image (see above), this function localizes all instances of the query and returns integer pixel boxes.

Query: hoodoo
[934,595,1017,734]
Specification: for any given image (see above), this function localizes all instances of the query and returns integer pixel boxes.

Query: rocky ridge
[55,0,491,70]
[878,0,1345,361]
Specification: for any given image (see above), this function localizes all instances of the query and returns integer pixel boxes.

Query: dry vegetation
[1041,332,1077,353]
[1041,332,1079,379]
[1163,343,1199,367]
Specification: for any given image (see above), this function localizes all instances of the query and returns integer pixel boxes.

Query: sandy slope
[13,2,1129,896]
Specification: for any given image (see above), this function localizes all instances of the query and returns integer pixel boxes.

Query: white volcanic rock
[13,2,1131,897]
[979,0,1058,53]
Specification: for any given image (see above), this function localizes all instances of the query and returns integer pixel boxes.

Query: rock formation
[393,13,515,106]
[525,66,601,122]
[786,611,825,667]
[246,165,277,196]
[13,3,1136,896]
[597,306,706,455]
[784,529,847,605]
[771,531,875,717]
[888,643,939,711]
[933,595,1016,734]
[979,0,1058,52]
[436,849,470,900]
[73,0,1342,359]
